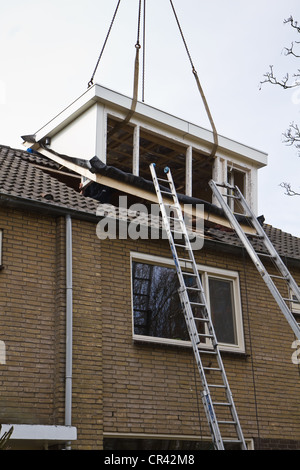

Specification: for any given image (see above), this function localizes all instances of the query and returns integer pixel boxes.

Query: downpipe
[65,214,73,450]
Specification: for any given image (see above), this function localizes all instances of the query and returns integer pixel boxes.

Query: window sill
[133,334,246,355]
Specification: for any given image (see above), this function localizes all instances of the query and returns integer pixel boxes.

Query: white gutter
[65,214,73,450]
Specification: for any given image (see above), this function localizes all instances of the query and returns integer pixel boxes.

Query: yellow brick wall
[0,207,57,425]
[1,205,300,449]
[100,235,300,447]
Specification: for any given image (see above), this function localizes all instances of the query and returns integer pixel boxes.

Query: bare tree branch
[279,182,300,196]
[261,15,300,169]
[259,65,300,90]
[284,41,300,58]
[284,16,300,33]
[283,122,300,149]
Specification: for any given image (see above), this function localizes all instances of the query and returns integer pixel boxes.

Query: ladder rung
[213,402,231,406]
[247,233,264,239]
[215,182,235,190]
[257,252,276,258]
[178,258,193,263]
[185,286,200,291]
[190,301,205,306]
[207,384,226,388]
[157,178,169,183]
[198,349,217,355]
[182,272,197,276]
[194,317,209,323]
[218,421,237,425]
[225,194,240,199]
[223,439,243,444]
[233,211,248,217]
[198,333,214,339]
[203,367,221,371]
[161,191,175,197]
[269,274,290,280]
[172,230,184,235]
[283,298,300,303]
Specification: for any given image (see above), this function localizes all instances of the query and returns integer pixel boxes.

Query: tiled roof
[0,145,98,216]
[0,144,300,261]
[206,224,300,261]
[0,144,63,171]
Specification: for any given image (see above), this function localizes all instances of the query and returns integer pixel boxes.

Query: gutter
[65,214,73,450]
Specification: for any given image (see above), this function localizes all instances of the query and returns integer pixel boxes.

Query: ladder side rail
[209,180,270,277]
[233,185,300,304]
[164,168,229,346]
[166,169,247,450]
[178,288,225,450]
[175,208,247,450]
[164,169,209,302]
[150,164,225,450]
[209,180,300,340]
[152,166,247,450]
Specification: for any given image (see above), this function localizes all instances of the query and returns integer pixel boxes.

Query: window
[227,167,246,213]
[103,436,252,450]
[131,253,245,353]
[132,261,189,342]
[208,278,237,344]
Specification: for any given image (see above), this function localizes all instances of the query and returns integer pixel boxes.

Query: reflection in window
[132,262,189,341]
[209,278,236,345]
[104,438,241,450]
[132,260,241,348]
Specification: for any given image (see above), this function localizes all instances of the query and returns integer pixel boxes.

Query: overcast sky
[1,0,300,236]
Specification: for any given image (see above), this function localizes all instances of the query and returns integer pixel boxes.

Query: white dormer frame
[212,157,258,214]
[27,84,267,214]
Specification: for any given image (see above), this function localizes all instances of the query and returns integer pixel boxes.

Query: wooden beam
[23,142,255,233]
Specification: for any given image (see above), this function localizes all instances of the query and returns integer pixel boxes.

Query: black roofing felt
[89,155,224,216]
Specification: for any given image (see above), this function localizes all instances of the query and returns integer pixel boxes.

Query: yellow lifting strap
[169,0,218,159]
[89,0,218,158]
[107,0,143,139]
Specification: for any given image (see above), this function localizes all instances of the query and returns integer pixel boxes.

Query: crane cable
[88,0,218,158]
[88,0,122,88]
[169,0,218,159]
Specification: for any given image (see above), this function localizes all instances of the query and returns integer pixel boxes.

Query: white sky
[1,0,300,236]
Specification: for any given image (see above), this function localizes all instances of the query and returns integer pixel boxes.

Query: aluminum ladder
[209,179,300,341]
[150,163,247,450]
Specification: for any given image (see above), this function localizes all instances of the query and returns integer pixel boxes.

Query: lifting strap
[107,0,143,139]
[169,0,218,159]
[88,1,218,158]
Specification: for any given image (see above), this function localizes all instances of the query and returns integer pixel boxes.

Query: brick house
[1,85,300,450]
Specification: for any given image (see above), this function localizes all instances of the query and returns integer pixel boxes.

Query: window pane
[104,438,215,450]
[132,261,189,341]
[208,278,237,345]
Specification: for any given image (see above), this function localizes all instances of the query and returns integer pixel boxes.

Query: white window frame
[131,252,245,353]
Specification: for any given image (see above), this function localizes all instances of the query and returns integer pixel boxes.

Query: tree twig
[279,182,300,196]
